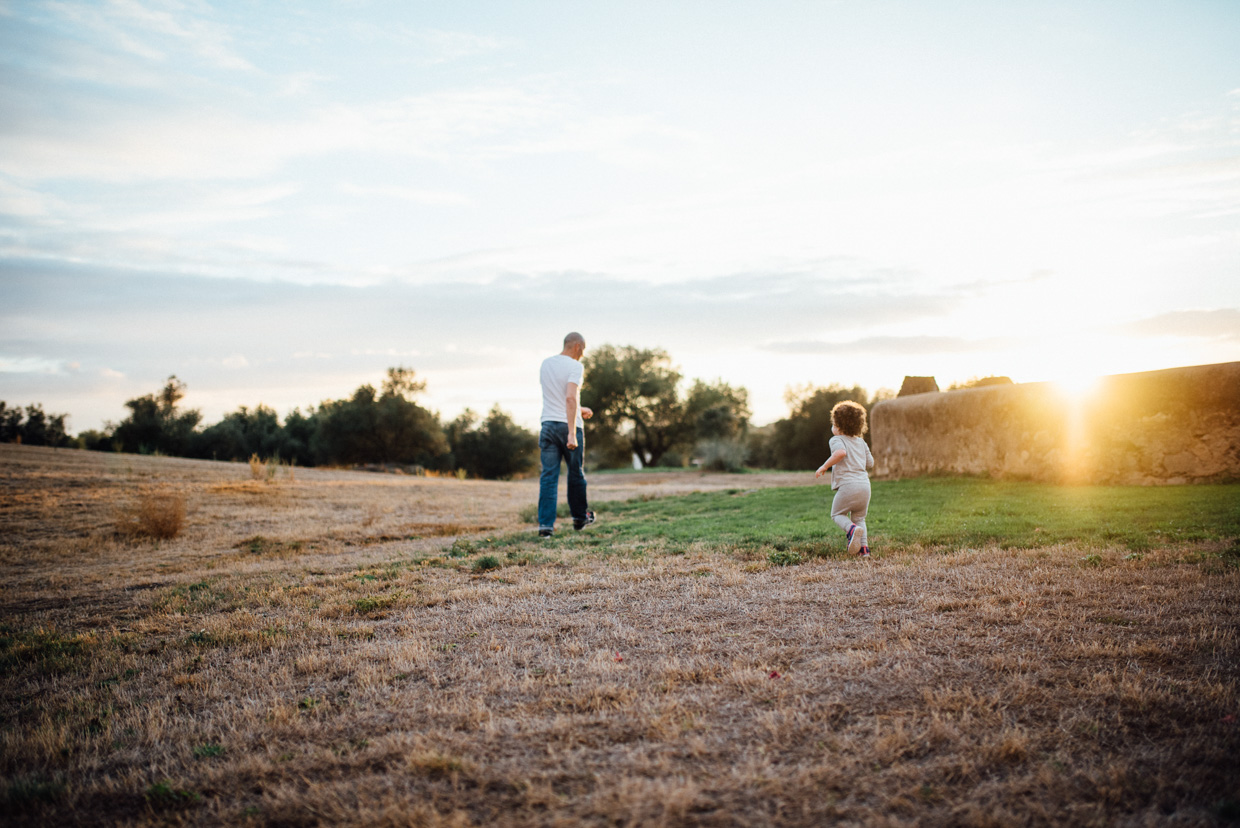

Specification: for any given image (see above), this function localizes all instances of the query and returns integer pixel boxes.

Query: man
[537,332,595,537]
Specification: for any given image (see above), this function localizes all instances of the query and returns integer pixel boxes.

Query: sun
[1052,368,1102,401]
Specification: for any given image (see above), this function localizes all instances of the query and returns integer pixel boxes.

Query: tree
[281,407,319,467]
[0,402,70,446]
[447,405,538,479]
[193,404,287,462]
[315,368,448,467]
[947,375,1014,391]
[0,403,23,443]
[766,384,872,471]
[682,379,752,471]
[21,404,47,445]
[77,429,116,452]
[581,345,693,468]
[581,346,755,468]
[113,376,202,455]
[684,379,751,441]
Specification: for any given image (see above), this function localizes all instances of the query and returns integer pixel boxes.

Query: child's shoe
[846,524,861,555]
[858,545,870,558]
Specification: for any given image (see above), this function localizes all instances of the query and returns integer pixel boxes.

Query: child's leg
[831,483,872,543]
[851,486,870,546]
[830,485,862,532]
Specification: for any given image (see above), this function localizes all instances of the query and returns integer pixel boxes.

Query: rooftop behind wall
[871,362,1240,485]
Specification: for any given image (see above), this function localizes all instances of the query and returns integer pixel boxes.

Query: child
[814,400,874,557]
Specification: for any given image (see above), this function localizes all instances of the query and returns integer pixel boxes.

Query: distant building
[898,376,939,397]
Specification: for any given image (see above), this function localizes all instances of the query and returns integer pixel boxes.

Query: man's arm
[566,382,580,449]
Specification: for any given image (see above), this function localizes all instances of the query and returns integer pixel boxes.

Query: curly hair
[830,400,867,437]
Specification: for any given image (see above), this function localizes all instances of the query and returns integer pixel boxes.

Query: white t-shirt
[540,354,585,427]
[828,434,874,490]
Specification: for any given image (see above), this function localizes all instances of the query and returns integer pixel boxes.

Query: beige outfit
[829,434,874,546]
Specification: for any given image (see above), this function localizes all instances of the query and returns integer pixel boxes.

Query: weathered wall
[871,362,1240,484]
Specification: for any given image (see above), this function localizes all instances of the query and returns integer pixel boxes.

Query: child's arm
[814,448,847,478]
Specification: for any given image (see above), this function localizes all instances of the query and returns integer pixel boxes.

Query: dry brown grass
[0,444,1236,826]
[114,487,187,540]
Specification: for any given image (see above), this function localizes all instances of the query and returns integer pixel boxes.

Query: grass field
[1,444,1238,826]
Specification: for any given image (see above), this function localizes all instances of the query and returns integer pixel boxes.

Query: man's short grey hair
[563,332,585,348]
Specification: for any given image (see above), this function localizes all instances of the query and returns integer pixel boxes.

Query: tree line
[64,368,538,480]
[2,347,894,477]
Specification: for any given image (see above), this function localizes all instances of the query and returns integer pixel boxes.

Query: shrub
[696,439,747,472]
[446,405,537,480]
[656,450,685,468]
[472,555,501,573]
[117,489,186,540]
[447,539,475,558]
[768,549,802,567]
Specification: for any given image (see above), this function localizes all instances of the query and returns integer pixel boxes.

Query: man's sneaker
[538,528,553,538]
[846,524,862,555]
[858,545,871,558]
[573,510,596,531]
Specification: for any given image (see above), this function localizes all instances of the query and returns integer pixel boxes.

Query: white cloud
[762,336,1019,356]
[415,28,511,64]
[346,22,513,65]
[1115,309,1240,340]
[46,0,256,72]
[339,183,470,207]
[0,356,65,373]
[0,179,61,217]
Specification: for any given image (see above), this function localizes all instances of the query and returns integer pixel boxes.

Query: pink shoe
[846,524,862,555]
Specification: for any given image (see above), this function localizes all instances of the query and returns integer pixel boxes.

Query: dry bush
[248,453,281,483]
[115,488,186,539]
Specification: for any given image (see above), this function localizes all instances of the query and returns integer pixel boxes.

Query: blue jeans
[538,421,588,531]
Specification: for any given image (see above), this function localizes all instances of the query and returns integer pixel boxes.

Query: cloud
[414,28,512,64]
[339,183,471,207]
[1114,309,1240,340]
[0,356,66,373]
[762,335,1018,357]
[0,259,957,399]
[45,0,257,72]
[345,22,512,65]
[0,80,676,186]
[0,179,62,218]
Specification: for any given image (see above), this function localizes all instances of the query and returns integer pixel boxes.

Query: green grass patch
[472,555,501,573]
[352,594,400,615]
[155,579,242,614]
[192,743,224,758]
[145,780,201,809]
[500,479,1240,556]
[0,627,93,674]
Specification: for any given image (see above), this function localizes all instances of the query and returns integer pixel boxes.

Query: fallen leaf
[768,670,781,679]
[614,652,624,662]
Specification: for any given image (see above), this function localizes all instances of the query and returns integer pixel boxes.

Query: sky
[2,0,1238,433]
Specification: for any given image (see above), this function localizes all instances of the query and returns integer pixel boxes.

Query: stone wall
[871,362,1240,485]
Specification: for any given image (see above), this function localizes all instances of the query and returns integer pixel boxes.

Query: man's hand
[567,434,578,450]
[581,407,593,420]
